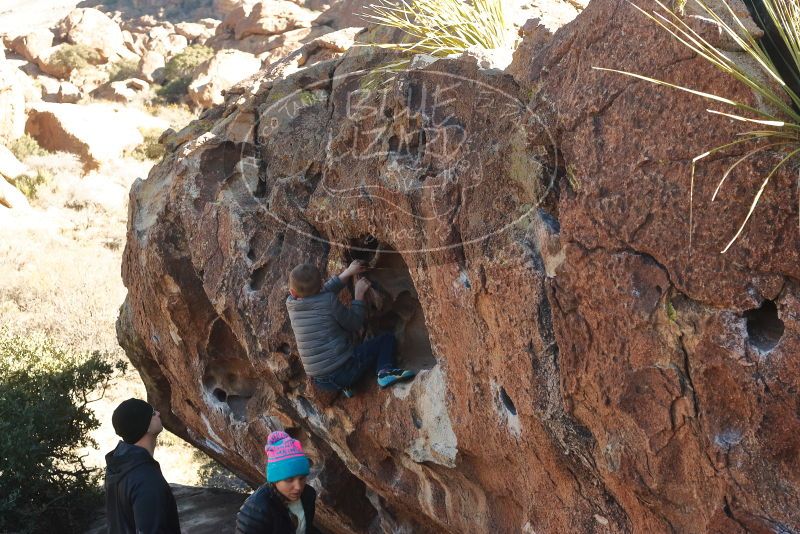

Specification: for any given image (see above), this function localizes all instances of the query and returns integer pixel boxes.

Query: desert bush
[50,44,102,73]
[0,331,120,534]
[108,58,140,82]
[143,102,195,130]
[163,45,214,81]
[7,134,48,160]
[128,128,166,161]
[156,77,193,103]
[194,451,250,493]
[361,0,514,56]
[8,169,53,200]
[156,45,213,103]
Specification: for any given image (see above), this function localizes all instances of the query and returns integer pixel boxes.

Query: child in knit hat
[235,431,319,534]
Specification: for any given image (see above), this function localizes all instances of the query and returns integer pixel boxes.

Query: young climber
[235,431,319,534]
[285,260,415,395]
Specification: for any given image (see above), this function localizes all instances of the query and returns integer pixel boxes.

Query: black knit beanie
[112,398,153,444]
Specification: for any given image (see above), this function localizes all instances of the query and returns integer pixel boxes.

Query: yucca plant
[595,0,800,252]
[359,0,515,57]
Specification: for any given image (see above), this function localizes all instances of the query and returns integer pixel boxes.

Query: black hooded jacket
[235,484,318,534]
[104,441,181,534]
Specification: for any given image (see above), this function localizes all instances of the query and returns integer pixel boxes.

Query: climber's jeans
[314,333,397,391]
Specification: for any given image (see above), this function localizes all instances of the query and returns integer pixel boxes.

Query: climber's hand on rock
[348,260,367,274]
[355,278,371,300]
[340,260,367,281]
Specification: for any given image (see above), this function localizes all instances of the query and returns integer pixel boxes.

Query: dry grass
[0,151,215,487]
[360,0,515,56]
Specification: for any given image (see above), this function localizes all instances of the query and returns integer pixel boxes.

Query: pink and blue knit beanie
[265,431,310,483]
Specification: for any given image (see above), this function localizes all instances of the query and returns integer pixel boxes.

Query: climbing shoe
[377,369,416,388]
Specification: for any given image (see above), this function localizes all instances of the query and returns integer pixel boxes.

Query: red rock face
[119,0,800,531]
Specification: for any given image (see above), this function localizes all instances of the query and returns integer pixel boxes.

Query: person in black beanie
[104,398,181,534]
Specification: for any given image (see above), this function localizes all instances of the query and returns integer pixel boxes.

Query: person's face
[148,409,163,436]
[275,475,306,502]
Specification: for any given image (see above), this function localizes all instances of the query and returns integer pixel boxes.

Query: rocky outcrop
[0,60,27,140]
[56,8,135,62]
[91,78,151,104]
[7,29,55,63]
[207,0,337,60]
[187,49,262,109]
[119,0,800,532]
[25,102,167,171]
[233,1,317,40]
[138,50,166,83]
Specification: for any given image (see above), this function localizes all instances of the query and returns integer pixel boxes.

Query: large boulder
[213,0,258,17]
[145,26,189,57]
[187,49,262,108]
[91,78,150,104]
[175,22,216,44]
[138,50,166,83]
[233,1,318,40]
[7,29,54,63]
[25,102,168,171]
[119,1,800,533]
[40,80,82,103]
[0,61,27,139]
[55,8,132,61]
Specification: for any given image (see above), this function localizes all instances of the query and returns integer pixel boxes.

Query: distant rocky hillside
[0,0,380,188]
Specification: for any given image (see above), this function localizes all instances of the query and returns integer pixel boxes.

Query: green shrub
[128,128,166,161]
[156,45,213,103]
[194,451,250,493]
[156,77,192,103]
[0,331,120,534]
[8,169,52,200]
[7,134,48,160]
[361,0,514,56]
[49,44,102,73]
[163,45,213,81]
[108,58,140,82]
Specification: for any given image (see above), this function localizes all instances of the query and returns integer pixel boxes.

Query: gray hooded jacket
[286,275,366,377]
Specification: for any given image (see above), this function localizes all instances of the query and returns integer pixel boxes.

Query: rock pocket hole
[203,320,257,421]
[207,318,247,360]
[250,265,269,291]
[410,408,422,429]
[203,360,257,422]
[499,387,517,416]
[744,300,784,353]
[347,238,437,372]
